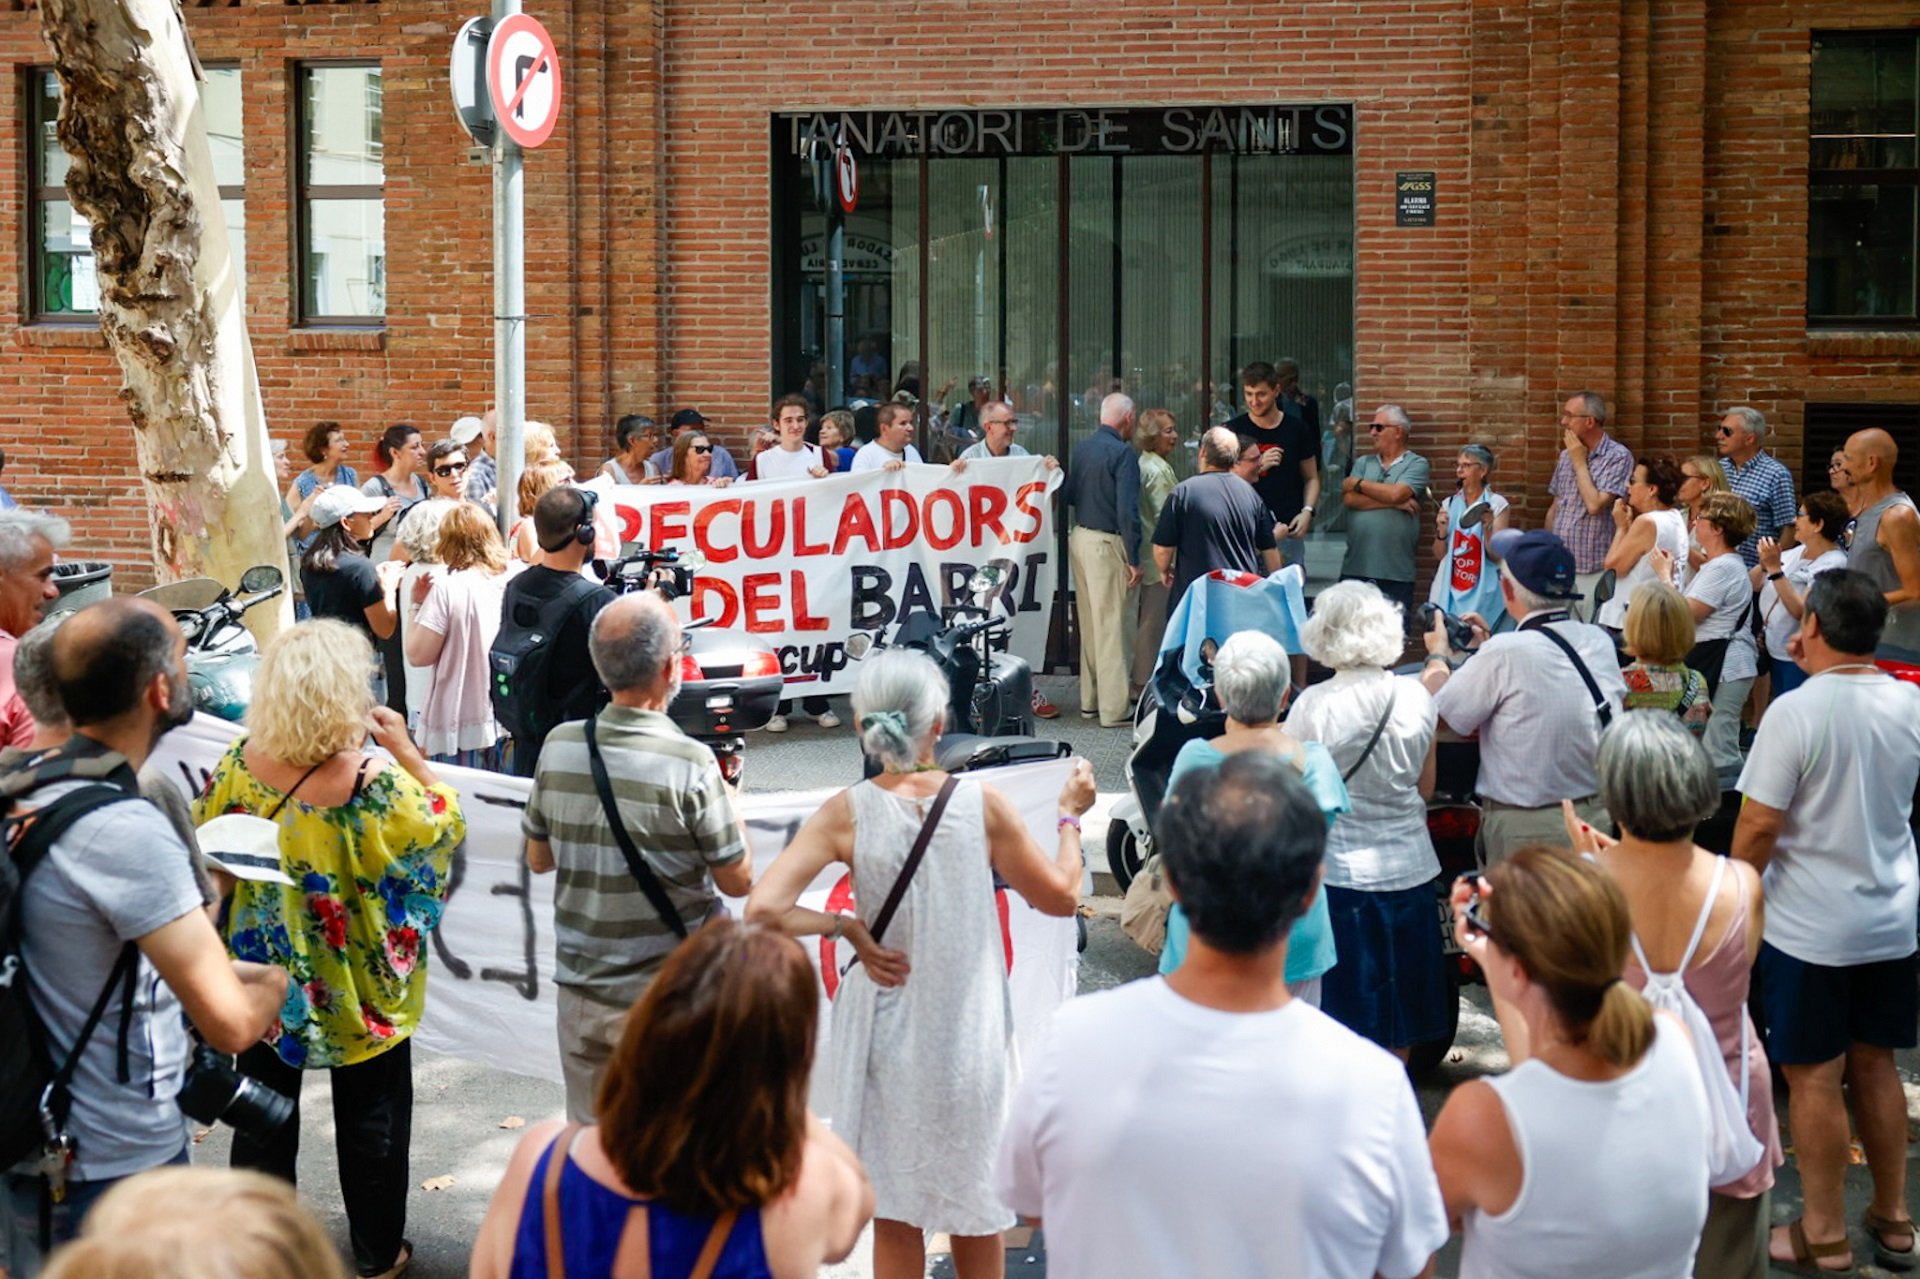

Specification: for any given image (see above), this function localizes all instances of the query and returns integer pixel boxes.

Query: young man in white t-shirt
[750,394,830,483]
[996,752,1447,1279]
[849,403,924,472]
[1734,569,1920,1273]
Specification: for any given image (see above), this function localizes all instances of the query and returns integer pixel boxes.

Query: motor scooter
[136,566,285,722]
[603,547,783,784]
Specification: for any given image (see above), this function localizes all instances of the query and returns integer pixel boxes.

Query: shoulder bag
[537,1125,736,1279]
[1535,625,1615,729]
[1685,592,1753,698]
[583,717,689,941]
[1341,691,1398,783]
[866,776,959,947]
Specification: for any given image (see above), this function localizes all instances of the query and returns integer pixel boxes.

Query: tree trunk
[39,0,290,635]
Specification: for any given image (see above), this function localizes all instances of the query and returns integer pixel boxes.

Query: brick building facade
[1,0,1915,589]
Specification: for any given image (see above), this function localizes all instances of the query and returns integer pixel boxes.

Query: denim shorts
[1756,942,1919,1064]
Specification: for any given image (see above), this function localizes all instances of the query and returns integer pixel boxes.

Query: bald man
[1841,429,1920,667]
[521,592,752,1120]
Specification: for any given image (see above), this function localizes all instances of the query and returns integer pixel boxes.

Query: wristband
[1057,815,1082,832]
[1766,571,1785,581]
[1300,504,1314,516]
[829,915,845,940]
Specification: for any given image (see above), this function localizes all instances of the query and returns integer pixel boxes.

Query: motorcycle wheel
[1406,965,1463,1077]
[1107,821,1147,894]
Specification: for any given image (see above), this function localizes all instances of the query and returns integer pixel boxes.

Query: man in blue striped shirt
[1718,406,1797,567]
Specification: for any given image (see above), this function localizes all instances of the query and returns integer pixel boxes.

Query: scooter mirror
[845,633,874,660]
[967,564,1004,595]
[239,565,283,594]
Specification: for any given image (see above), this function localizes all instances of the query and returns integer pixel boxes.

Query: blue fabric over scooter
[1156,565,1310,683]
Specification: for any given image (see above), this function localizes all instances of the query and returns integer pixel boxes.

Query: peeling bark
[39,0,289,635]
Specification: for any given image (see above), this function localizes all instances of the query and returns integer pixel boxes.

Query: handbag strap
[264,758,330,820]
[689,1211,739,1279]
[1534,624,1614,729]
[585,717,688,940]
[1341,689,1397,783]
[541,1124,585,1278]
[868,776,959,946]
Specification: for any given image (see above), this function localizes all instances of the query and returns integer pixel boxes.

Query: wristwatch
[1300,504,1315,517]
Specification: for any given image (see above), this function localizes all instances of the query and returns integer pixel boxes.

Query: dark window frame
[26,65,245,324]
[1809,29,1920,329]
[294,58,385,327]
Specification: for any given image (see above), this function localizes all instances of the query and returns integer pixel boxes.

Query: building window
[297,62,384,323]
[28,66,245,321]
[1810,32,1918,325]
[1804,402,1920,497]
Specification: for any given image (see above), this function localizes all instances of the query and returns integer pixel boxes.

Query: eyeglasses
[691,444,714,455]
[432,462,468,477]
[1828,460,1846,471]
[1715,426,1736,437]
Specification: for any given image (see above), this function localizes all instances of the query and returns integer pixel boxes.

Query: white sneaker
[765,714,789,733]
[817,710,842,729]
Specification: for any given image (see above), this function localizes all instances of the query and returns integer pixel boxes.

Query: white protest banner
[596,458,1061,697]
[150,715,1079,1109]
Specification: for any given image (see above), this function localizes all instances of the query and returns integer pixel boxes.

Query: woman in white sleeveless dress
[1429,846,1711,1279]
[1600,458,1690,632]
[748,650,1095,1279]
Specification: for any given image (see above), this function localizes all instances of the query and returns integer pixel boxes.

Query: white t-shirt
[996,979,1447,1279]
[1286,669,1440,890]
[1757,545,1849,661]
[1736,671,1920,966]
[751,443,824,482]
[1684,554,1758,681]
[850,441,923,472]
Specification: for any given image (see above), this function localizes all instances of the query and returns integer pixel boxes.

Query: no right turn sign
[487,13,564,149]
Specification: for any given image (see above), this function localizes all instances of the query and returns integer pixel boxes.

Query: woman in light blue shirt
[1158,630,1346,999]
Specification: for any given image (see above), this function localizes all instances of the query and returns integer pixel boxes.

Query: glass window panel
[886,159,922,406]
[1227,154,1354,414]
[304,66,384,187]
[1065,156,1116,476]
[38,199,96,315]
[305,197,385,318]
[1812,36,1918,143]
[222,197,247,296]
[927,159,1003,458]
[203,67,245,189]
[1118,157,1202,482]
[1812,136,1919,171]
[1809,183,1917,319]
[36,71,69,190]
[1003,157,1060,454]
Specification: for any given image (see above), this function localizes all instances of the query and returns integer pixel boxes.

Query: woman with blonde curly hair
[407,503,518,769]
[192,620,466,1279]
[42,1167,345,1279]
[509,459,574,561]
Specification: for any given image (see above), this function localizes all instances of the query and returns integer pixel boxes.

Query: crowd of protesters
[0,365,1916,1279]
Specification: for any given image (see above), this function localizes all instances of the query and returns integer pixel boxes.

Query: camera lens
[177,1045,295,1139]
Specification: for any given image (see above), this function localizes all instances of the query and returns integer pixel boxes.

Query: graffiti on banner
[589,457,1062,697]
[149,714,1081,1110]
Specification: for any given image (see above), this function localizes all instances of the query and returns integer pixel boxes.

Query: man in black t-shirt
[1151,428,1283,621]
[1224,360,1322,570]
[498,487,616,775]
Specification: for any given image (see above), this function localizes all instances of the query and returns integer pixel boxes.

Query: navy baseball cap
[670,408,707,429]
[1488,529,1583,600]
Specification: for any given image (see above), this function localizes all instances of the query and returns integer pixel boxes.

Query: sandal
[363,1240,412,1279]
[1774,1220,1854,1275]
[1865,1211,1920,1272]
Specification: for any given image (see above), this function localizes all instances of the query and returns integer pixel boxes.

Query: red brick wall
[0,0,1914,590]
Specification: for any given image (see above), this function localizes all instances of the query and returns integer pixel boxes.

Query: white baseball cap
[308,484,389,530]
[194,813,294,885]
[450,415,486,446]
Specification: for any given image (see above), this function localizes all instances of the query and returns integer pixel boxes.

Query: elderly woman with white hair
[1155,630,1348,1002]
[1565,711,1778,1279]
[748,649,1095,1279]
[390,497,460,736]
[1286,581,1450,1057]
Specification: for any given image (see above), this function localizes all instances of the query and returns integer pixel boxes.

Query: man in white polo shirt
[996,751,1446,1279]
[750,394,831,483]
[850,402,923,472]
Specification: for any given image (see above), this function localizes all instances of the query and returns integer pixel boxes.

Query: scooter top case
[668,627,784,738]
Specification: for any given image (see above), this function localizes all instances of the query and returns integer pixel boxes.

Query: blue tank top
[509,1137,775,1279]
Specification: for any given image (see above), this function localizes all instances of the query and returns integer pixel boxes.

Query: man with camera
[3,599,286,1270]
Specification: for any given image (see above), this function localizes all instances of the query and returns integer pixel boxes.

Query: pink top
[0,632,37,749]
[413,567,513,758]
[1622,867,1782,1198]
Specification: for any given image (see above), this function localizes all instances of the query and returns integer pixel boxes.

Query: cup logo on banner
[487,13,563,149]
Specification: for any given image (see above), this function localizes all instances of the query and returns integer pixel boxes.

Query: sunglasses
[1716,427,1736,436]
[691,444,714,455]
[432,462,468,477]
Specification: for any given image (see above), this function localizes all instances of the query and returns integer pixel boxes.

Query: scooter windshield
[136,576,228,611]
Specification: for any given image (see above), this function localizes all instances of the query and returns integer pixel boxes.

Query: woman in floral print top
[192,619,464,1279]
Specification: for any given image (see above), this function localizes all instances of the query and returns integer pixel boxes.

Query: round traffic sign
[487,13,563,149]
[834,143,858,213]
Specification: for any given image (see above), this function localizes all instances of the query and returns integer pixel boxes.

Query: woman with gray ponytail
[748,649,1096,1279]
[1429,846,1712,1278]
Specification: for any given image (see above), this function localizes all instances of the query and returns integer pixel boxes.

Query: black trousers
[230,1038,412,1277]
[778,696,831,716]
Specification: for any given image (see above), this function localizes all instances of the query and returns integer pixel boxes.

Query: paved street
[194,674,1919,1278]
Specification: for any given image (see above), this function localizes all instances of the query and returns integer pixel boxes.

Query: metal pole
[493,0,526,539]
[826,206,846,407]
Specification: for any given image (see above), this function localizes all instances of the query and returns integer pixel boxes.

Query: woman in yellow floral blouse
[193,619,465,1279]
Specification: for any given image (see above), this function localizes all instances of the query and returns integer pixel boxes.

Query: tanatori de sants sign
[780,104,1354,159]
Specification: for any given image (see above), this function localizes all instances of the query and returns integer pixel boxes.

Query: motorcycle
[136,565,286,722]
[845,564,1065,776]
[602,547,782,784]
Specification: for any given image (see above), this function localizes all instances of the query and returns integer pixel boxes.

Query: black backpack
[489,574,605,749]
[0,747,143,1168]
